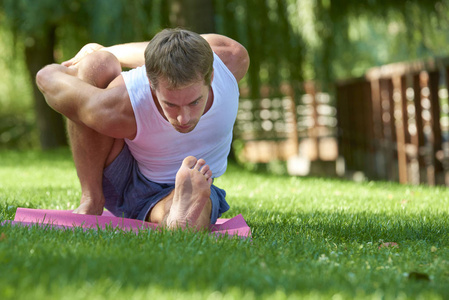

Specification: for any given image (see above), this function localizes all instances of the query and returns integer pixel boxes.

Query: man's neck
[203,86,214,114]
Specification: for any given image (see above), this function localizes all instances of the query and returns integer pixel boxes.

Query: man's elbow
[230,44,250,83]
[237,46,250,77]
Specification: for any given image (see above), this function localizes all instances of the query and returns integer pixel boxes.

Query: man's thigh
[102,144,174,220]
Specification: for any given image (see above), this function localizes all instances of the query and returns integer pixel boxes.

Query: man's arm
[102,42,148,68]
[64,34,249,82]
[62,42,148,69]
[36,54,136,139]
[202,34,250,83]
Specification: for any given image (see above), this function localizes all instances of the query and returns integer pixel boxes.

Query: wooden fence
[336,57,449,185]
[235,83,338,171]
[234,57,449,185]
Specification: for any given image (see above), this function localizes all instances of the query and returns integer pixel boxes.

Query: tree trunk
[24,27,67,150]
[169,0,215,33]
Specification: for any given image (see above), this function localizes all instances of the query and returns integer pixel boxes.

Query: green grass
[1,149,449,299]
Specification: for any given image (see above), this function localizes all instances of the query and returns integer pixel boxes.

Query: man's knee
[77,51,121,88]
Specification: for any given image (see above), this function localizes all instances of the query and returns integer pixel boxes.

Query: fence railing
[336,57,449,185]
[235,83,338,168]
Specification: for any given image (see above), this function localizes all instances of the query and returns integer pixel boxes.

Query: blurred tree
[297,0,449,83]
[0,0,160,149]
[1,0,449,149]
[170,0,215,33]
[1,1,70,149]
[215,0,305,99]
[26,25,65,150]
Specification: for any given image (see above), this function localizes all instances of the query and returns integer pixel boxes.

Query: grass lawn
[1,148,449,299]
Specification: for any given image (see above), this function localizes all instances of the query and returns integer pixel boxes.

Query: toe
[207,177,213,185]
[200,164,210,175]
[182,156,197,168]
[194,158,206,171]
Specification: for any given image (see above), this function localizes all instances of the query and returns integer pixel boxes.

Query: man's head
[144,28,214,90]
[144,29,215,133]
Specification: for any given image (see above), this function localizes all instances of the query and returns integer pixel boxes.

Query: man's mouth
[177,124,191,129]
[175,124,194,132]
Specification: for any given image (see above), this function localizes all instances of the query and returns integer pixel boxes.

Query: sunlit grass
[1,148,449,299]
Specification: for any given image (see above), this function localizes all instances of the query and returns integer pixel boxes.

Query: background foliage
[1,0,449,149]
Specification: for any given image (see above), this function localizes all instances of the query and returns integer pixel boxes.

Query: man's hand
[62,43,104,67]
[73,198,105,215]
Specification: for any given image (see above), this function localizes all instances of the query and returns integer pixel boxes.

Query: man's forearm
[98,34,222,69]
[102,34,221,69]
[102,42,148,69]
[70,33,233,72]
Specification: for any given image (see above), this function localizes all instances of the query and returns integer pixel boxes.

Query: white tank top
[122,53,239,184]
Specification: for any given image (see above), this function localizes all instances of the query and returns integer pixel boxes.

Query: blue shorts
[102,145,230,224]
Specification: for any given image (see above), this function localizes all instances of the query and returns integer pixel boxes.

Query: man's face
[154,78,211,133]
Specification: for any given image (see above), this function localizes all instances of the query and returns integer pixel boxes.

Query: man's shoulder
[121,66,151,100]
[205,35,249,83]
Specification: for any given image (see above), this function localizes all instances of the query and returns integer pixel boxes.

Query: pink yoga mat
[5,208,251,238]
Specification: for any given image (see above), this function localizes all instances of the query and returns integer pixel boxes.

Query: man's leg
[68,52,123,215]
[149,156,213,229]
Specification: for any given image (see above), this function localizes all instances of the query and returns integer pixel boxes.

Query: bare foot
[165,156,213,229]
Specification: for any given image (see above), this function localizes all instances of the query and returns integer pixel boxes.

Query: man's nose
[177,108,190,125]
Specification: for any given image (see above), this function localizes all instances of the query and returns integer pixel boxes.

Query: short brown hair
[144,28,214,90]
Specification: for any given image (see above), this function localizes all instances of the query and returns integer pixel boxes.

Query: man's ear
[210,69,214,84]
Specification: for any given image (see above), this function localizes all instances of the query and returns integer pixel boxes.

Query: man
[36,28,249,230]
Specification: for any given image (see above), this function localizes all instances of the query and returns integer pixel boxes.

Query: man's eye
[190,100,199,106]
